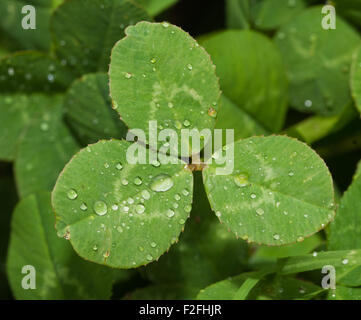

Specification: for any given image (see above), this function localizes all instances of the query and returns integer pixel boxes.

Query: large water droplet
[134,177,143,185]
[94,201,107,216]
[234,173,249,187]
[167,209,175,218]
[141,190,150,200]
[150,174,174,192]
[182,189,190,196]
[136,204,145,214]
[67,189,78,200]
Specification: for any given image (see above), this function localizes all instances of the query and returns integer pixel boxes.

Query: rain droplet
[146,254,153,261]
[273,234,280,240]
[112,204,119,211]
[136,204,145,214]
[162,21,170,28]
[251,193,257,199]
[179,219,185,225]
[304,100,312,108]
[150,242,157,248]
[184,204,192,213]
[80,203,88,211]
[187,64,193,71]
[67,189,78,200]
[134,176,142,185]
[94,201,107,216]
[174,194,181,201]
[288,171,294,177]
[141,190,150,200]
[151,160,161,167]
[256,208,264,216]
[150,174,174,192]
[234,173,249,187]
[121,178,129,186]
[342,258,349,265]
[167,209,175,218]
[183,120,191,127]
[182,189,190,196]
[150,58,157,64]
[116,162,123,170]
[124,72,132,79]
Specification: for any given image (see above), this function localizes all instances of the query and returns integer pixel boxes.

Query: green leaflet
[328,174,361,287]
[275,6,360,116]
[203,136,335,246]
[64,73,127,145]
[14,95,79,198]
[0,52,74,161]
[0,0,62,51]
[109,22,221,154]
[351,45,361,115]
[143,172,248,292]
[201,30,288,132]
[51,0,150,76]
[6,192,113,299]
[136,0,178,16]
[52,140,193,268]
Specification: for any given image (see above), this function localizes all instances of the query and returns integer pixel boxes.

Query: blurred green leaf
[64,73,127,145]
[0,52,74,161]
[201,30,288,132]
[51,0,150,76]
[136,0,178,16]
[328,174,361,286]
[14,95,79,198]
[7,192,113,299]
[0,0,62,51]
[275,6,360,116]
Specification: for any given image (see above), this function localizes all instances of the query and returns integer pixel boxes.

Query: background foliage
[1,0,361,300]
